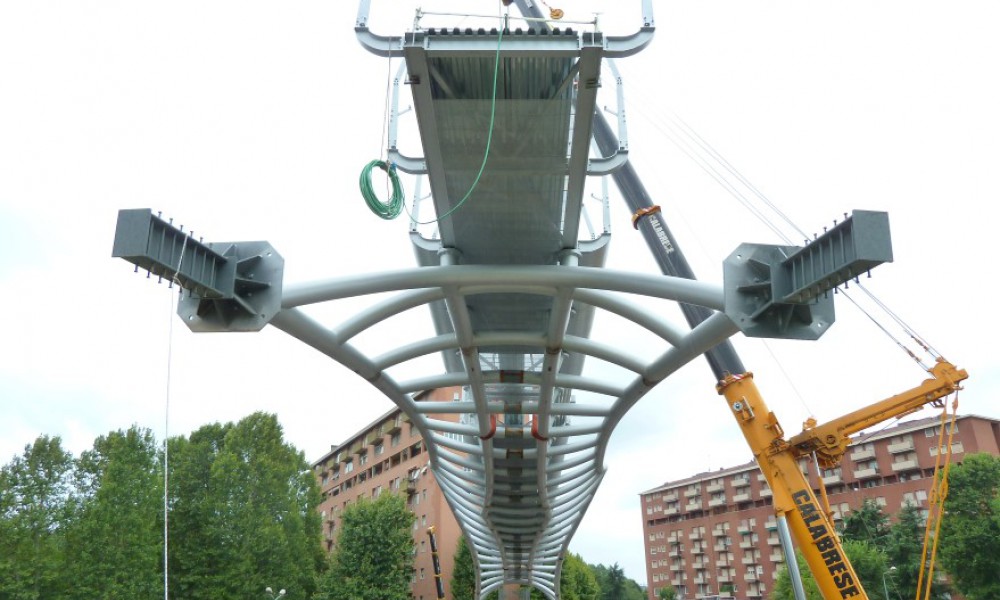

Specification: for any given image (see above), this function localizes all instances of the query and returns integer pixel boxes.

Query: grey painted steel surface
[777,514,808,600]
[351,6,678,595]
[722,210,892,340]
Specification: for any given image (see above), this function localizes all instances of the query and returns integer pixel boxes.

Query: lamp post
[266,586,286,600]
[882,566,896,600]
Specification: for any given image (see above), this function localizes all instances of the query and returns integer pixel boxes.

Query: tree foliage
[561,553,601,600]
[66,426,164,599]
[938,452,1000,600]
[885,501,948,600]
[169,413,323,600]
[0,435,76,600]
[451,535,478,600]
[656,585,676,600]
[772,540,886,600]
[314,492,415,600]
[840,498,891,550]
[0,413,322,600]
[590,562,644,600]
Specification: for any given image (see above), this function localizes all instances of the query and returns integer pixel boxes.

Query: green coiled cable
[359,159,404,220]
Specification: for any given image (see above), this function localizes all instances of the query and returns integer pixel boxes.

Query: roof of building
[638,413,997,496]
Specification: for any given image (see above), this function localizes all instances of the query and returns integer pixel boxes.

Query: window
[391,432,401,447]
[359,453,368,466]
[420,568,425,580]
[374,442,384,456]
[344,461,354,474]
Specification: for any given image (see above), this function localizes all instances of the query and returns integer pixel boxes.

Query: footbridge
[112,2,895,598]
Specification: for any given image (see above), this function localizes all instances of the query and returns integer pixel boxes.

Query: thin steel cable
[617,63,941,370]
[668,110,808,241]
[840,288,931,371]
[759,340,813,415]
[162,233,187,600]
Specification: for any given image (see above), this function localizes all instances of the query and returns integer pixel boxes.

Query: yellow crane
[717,358,967,599]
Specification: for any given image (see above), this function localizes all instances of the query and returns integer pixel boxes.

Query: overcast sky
[2,0,998,584]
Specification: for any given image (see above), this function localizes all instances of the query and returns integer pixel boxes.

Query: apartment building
[640,414,1000,600]
[312,387,464,600]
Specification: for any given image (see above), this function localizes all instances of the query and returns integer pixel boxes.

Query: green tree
[772,539,886,600]
[169,413,323,600]
[65,426,164,599]
[840,498,891,550]
[315,492,415,600]
[938,452,1000,600]
[0,435,76,600]
[603,562,626,600]
[452,535,477,600]
[885,501,948,600]
[167,421,231,599]
[656,585,676,600]
[559,553,600,600]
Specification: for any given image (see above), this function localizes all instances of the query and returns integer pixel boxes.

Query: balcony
[707,481,725,493]
[770,552,785,562]
[737,522,752,534]
[717,556,731,566]
[888,439,915,454]
[764,518,777,530]
[718,572,732,583]
[669,549,682,558]
[690,529,705,540]
[759,488,772,498]
[709,497,727,507]
[712,526,727,537]
[684,487,700,498]
[821,473,843,485]
[686,500,702,511]
[665,507,679,515]
[739,539,753,549]
[891,459,920,472]
[668,532,683,543]
[850,447,876,461]
[757,472,768,482]
[670,563,684,572]
[767,535,781,546]
[853,466,879,479]
[744,572,759,582]
[693,575,707,585]
[691,546,706,556]
[741,555,757,565]
[663,491,679,502]
[714,543,727,552]
[693,559,709,569]
[733,492,751,503]
[671,576,682,586]
[731,476,751,488]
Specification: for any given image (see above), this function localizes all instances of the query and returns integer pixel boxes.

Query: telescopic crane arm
[788,358,968,469]
[718,358,967,600]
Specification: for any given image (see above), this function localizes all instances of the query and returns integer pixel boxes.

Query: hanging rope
[360,159,405,220]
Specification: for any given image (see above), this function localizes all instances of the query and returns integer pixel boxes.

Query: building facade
[639,414,1000,600]
[312,387,464,600]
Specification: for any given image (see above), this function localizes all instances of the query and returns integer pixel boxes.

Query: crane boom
[718,357,966,600]
[788,358,968,468]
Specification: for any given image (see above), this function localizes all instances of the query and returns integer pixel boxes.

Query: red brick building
[639,414,1000,600]
[312,387,464,600]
